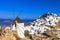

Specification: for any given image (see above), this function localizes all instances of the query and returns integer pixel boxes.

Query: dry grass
[0,29,59,40]
[0,27,16,40]
[0,27,30,40]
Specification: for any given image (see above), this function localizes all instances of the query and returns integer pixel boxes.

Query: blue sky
[0,0,60,19]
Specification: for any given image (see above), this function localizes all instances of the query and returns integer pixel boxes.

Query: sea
[0,19,33,26]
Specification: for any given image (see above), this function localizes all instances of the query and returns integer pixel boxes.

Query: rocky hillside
[0,13,60,40]
[30,13,59,27]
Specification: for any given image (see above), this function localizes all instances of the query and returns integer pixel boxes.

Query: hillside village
[0,12,60,40]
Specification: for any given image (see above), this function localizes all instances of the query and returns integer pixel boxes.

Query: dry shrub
[52,38,60,40]
[24,30,30,38]
[12,30,19,40]
[48,31,56,37]
[55,20,60,29]
[33,37,52,40]
[0,27,16,40]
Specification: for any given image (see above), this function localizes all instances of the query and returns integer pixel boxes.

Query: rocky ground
[0,26,60,40]
[0,27,30,40]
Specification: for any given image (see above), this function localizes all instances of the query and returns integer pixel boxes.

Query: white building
[10,13,60,38]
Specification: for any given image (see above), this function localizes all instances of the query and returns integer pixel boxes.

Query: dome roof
[13,16,23,25]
